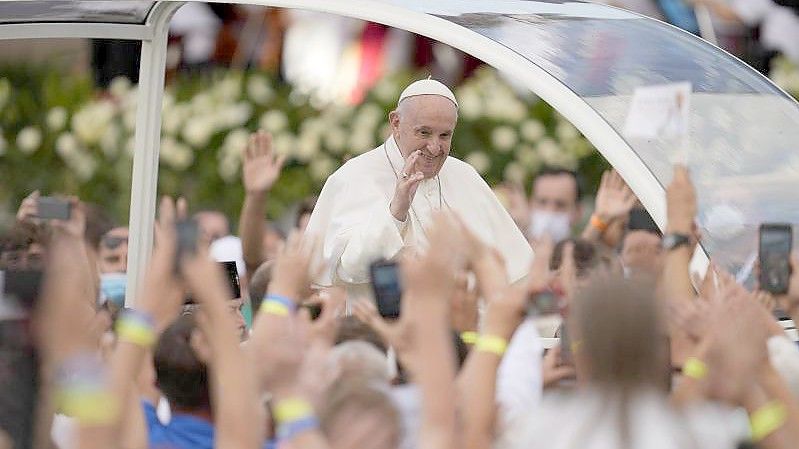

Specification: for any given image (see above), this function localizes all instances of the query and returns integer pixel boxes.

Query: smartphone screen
[627,208,660,234]
[527,290,560,316]
[175,220,199,273]
[370,260,402,319]
[36,197,71,220]
[759,224,793,295]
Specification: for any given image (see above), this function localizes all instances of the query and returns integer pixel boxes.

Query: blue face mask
[100,273,127,307]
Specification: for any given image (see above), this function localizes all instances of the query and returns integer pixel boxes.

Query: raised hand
[16,190,40,223]
[594,170,636,223]
[666,165,697,234]
[776,254,799,321]
[542,346,577,389]
[49,197,85,240]
[390,150,425,221]
[242,129,286,195]
[268,231,316,302]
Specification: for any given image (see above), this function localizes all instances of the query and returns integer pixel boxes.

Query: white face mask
[528,210,572,243]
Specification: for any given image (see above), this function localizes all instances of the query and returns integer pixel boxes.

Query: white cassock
[306,135,533,298]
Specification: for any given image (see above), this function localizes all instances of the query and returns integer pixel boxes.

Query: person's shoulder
[329,147,383,179]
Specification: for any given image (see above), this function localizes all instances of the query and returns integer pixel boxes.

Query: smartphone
[527,289,560,316]
[369,259,402,319]
[759,224,793,295]
[175,219,199,272]
[627,208,660,234]
[36,196,71,220]
[219,261,241,299]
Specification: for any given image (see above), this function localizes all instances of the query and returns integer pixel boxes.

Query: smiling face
[389,95,457,179]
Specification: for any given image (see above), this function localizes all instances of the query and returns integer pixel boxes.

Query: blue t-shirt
[143,401,275,449]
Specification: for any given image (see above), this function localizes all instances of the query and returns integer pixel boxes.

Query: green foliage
[0,64,609,225]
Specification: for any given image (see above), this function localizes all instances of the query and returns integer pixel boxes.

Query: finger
[275,154,287,170]
[402,150,421,174]
[176,197,189,220]
[246,133,257,160]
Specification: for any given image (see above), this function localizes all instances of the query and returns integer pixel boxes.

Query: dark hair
[335,316,387,354]
[248,261,274,314]
[535,166,584,200]
[153,314,210,410]
[550,238,599,277]
[83,203,115,250]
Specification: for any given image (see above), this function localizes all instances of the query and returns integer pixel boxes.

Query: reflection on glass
[0,1,155,24]
[375,0,799,280]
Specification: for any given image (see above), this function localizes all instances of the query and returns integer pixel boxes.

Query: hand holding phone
[36,196,71,220]
[175,219,200,273]
[370,259,402,319]
[759,224,793,295]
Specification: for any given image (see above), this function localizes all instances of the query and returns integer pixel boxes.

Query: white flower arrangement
[72,101,116,146]
[46,107,68,131]
[465,151,491,174]
[491,126,518,153]
[247,75,274,105]
[259,110,289,133]
[16,126,42,154]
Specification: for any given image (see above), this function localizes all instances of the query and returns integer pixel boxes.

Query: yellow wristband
[273,398,314,424]
[683,357,708,380]
[476,335,508,356]
[116,318,156,348]
[460,331,479,345]
[260,300,290,317]
[58,389,120,425]
[750,401,787,442]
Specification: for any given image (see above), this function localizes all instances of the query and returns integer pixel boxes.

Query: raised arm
[239,129,285,275]
[182,252,264,449]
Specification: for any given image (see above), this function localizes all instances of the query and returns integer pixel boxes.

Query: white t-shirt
[500,389,748,449]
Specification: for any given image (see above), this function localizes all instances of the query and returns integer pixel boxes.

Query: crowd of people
[2,76,799,449]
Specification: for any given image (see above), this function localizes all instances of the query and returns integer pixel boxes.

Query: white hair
[328,341,391,383]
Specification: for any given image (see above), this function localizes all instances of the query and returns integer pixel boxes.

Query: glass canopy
[381,0,799,282]
[0,1,155,24]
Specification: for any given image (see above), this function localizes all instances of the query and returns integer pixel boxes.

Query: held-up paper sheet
[623,82,692,163]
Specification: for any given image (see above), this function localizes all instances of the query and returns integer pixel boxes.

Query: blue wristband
[264,294,296,312]
[277,416,319,441]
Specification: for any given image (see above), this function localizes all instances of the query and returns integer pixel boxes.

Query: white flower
[373,78,400,104]
[46,107,68,131]
[56,133,79,156]
[505,100,528,123]
[456,87,482,120]
[162,91,175,111]
[309,157,337,181]
[247,75,274,105]
[350,130,375,154]
[520,120,545,142]
[16,126,42,154]
[123,108,137,132]
[125,136,136,156]
[222,128,250,158]
[71,151,98,181]
[516,144,540,170]
[296,133,320,162]
[215,102,252,129]
[100,124,121,157]
[259,110,289,133]
[218,155,240,183]
[0,134,6,156]
[109,76,132,99]
[503,162,526,184]
[191,93,215,115]
[556,121,580,142]
[72,101,116,145]
[182,116,216,148]
[160,136,194,170]
[323,127,348,154]
[0,78,10,111]
[214,75,242,101]
[162,104,189,136]
[272,133,296,157]
[537,137,560,163]
[465,151,491,174]
[357,103,385,127]
[491,126,518,153]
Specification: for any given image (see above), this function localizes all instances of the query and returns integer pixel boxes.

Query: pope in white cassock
[306,79,533,297]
